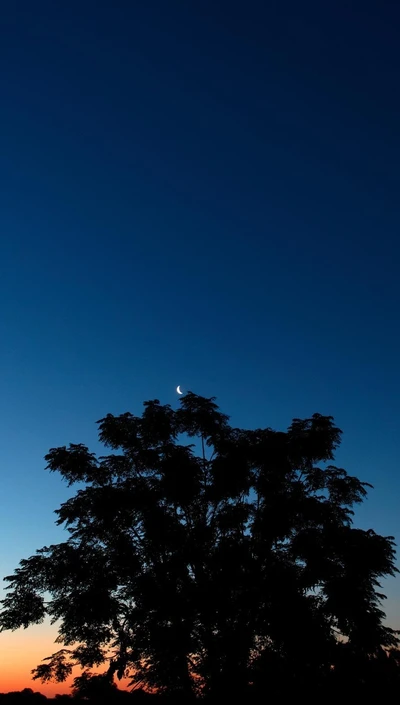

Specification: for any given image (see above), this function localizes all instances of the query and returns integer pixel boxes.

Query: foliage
[0,690,47,704]
[1,393,399,698]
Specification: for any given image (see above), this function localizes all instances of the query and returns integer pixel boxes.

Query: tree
[71,671,118,702]
[1,393,398,699]
[0,690,47,704]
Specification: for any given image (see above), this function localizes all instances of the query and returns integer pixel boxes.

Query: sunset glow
[0,624,72,696]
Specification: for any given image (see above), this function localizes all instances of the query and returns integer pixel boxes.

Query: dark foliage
[0,689,159,705]
[1,393,399,699]
[0,690,47,704]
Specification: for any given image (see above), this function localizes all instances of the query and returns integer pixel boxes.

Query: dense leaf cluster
[1,393,398,699]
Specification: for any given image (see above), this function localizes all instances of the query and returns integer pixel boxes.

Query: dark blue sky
[1,0,400,623]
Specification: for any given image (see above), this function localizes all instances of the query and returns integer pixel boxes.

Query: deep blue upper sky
[1,0,400,621]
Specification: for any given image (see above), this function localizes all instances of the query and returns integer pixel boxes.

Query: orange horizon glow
[0,623,130,697]
[0,624,73,696]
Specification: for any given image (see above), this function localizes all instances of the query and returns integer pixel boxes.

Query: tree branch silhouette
[1,393,398,699]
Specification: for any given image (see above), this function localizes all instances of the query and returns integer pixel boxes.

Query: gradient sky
[1,0,400,694]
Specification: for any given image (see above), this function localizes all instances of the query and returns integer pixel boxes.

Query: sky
[1,0,400,695]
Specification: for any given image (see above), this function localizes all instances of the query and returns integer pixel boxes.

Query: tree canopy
[1,393,399,699]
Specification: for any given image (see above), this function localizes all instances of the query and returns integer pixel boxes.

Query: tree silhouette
[0,690,47,704]
[1,393,398,699]
[71,671,118,702]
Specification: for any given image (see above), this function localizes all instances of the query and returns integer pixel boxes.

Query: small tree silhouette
[0,690,47,704]
[72,671,118,701]
[0,393,398,698]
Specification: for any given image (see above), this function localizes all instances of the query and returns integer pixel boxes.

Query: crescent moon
[176,385,183,395]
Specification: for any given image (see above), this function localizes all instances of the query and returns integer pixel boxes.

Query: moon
[176,385,183,395]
